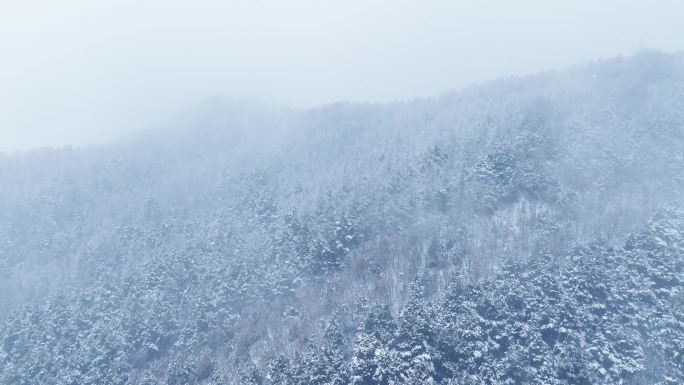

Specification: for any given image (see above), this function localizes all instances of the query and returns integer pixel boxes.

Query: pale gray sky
[1,0,682,152]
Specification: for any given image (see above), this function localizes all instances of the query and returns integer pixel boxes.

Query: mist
[2,3,684,384]
[2,0,683,152]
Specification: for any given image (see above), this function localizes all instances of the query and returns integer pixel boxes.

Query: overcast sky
[1,0,682,152]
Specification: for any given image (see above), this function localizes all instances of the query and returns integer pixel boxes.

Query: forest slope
[1,51,683,384]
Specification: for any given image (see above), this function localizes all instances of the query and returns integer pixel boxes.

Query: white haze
[0,0,682,152]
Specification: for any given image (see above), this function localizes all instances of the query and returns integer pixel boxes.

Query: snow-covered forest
[1,51,683,384]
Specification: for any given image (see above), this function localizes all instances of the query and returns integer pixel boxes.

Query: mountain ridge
[1,50,683,384]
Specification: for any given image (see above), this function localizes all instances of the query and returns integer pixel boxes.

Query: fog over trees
[1,51,683,384]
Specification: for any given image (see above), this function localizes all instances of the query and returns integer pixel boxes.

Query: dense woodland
[1,51,683,384]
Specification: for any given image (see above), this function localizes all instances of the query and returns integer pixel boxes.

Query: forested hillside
[1,51,683,384]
